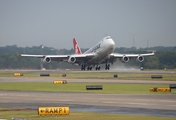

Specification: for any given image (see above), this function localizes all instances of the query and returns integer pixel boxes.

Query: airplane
[18,36,154,70]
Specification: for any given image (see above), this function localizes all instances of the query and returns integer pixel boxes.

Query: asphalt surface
[0,90,176,117]
[1,68,176,74]
[0,77,176,84]
[0,70,176,118]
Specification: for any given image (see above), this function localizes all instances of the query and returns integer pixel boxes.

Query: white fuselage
[84,36,115,65]
[19,35,154,71]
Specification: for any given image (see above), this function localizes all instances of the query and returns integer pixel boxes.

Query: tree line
[0,45,176,69]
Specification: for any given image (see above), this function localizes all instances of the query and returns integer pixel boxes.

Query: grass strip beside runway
[0,108,175,120]
[0,82,175,94]
[1,71,176,80]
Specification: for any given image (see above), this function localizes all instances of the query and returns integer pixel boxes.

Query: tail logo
[74,44,78,54]
[73,38,82,54]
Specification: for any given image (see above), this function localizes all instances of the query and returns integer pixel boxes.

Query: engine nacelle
[43,57,51,63]
[136,56,144,62]
[68,57,76,63]
[121,56,129,63]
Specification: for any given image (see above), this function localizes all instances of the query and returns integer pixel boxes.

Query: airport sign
[149,87,171,92]
[38,106,69,115]
[13,73,23,76]
[53,80,67,84]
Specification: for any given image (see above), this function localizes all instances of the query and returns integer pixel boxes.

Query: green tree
[144,56,159,69]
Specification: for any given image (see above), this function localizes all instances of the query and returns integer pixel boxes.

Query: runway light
[53,80,67,84]
[38,107,69,115]
[13,73,23,76]
[149,87,171,92]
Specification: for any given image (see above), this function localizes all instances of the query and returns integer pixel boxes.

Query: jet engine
[136,56,144,62]
[43,57,51,63]
[121,56,129,63]
[68,57,76,63]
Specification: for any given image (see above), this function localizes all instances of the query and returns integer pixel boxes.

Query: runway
[0,90,176,117]
[1,69,176,74]
[0,77,176,84]
[0,74,176,118]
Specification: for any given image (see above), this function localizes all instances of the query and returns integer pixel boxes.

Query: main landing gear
[95,65,101,70]
[81,64,110,71]
[81,65,92,71]
[81,65,86,70]
[87,66,92,70]
[105,64,110,70]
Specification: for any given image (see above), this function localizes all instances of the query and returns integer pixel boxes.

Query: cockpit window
[106,36,111,39]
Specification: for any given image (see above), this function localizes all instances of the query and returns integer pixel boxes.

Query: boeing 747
[19,36,154,70]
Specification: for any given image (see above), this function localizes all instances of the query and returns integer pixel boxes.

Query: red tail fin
[73,38,82,54]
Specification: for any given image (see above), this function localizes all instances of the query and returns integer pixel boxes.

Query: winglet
[73,38,82,54]
[16,52,20,56]
[152,50,155,54]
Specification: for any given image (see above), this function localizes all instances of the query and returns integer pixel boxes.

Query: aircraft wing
[19,53,95,64]
[20,54,69,58]
[20,54,45,58]
[20,53,95,59]
[110,52,154,58]
[19,54,68,62]
[109,52,154,63]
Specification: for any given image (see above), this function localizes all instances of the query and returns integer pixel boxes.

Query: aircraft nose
[109,39,115,51]
[110,39,115,46]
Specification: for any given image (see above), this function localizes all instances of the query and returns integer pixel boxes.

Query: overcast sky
[0,0,176,49]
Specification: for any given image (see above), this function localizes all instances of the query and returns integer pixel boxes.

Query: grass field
[0,82,176,94]
[0,108,176,120]
[0,71,176,119]
[0,71,176,80]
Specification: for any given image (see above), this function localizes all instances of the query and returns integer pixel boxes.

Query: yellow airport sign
[149,87,171,92]
[14,73,23,76]
[38,106,69,115]
[149,88,157,92]
[53,80,67,84]
[157,88,171,92]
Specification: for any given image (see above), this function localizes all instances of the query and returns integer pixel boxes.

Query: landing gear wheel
[105,64,110,70]
[95,66,100,70]
[81,65,86,70]
[87,66,92,71]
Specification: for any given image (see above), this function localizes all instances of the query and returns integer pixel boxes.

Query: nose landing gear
[105,64,110,70]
